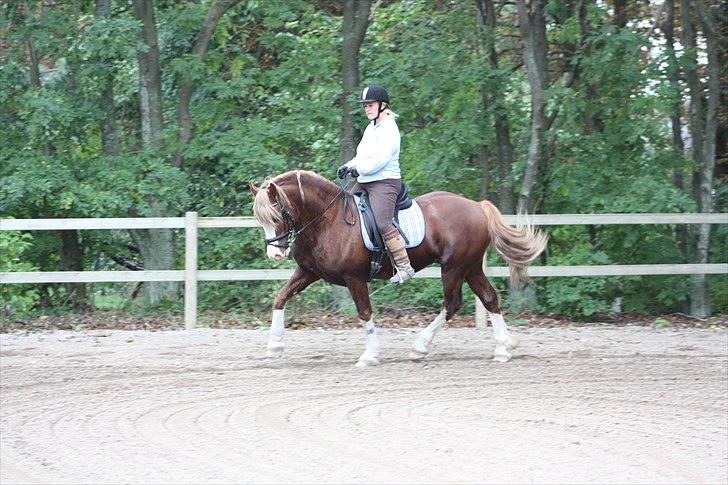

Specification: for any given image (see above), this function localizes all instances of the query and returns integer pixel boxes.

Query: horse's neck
[286,183,339,221]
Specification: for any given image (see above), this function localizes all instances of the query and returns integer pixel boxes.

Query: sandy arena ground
[1,325,726,484]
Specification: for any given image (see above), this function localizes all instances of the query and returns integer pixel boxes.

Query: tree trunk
[688,0,720,318]
[516,0,549,214]
[475,0,515,214]
[23,1,88,309]
[473,142,491,200]
[129,210,178,306]
[334,0,373,311]
[579,0,603,134]
[25,21,41,89]
[680,0,705,204]
[59,230,88,309]
[680,0,712,317]
[664,0,684,166]
[131,0,176,306]
[95,0,119,157]
[512,0,549,307]
[612,0,631,28]
[174,0,243,168]
[340,0,372,163]
[336,0,372,310]
[23,1,53,157]
[133,0,164,148]
[664,0,690,284]
[716,0,727,187]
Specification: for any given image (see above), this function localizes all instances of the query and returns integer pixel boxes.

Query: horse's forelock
[252,183,283,227]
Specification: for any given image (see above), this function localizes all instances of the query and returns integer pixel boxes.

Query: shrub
[0,231,40,315]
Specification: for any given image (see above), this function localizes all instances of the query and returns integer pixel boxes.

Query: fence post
[475,250,487,329]
[184,211,198,329]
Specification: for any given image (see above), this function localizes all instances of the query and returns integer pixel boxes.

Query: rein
[265,185,348,250]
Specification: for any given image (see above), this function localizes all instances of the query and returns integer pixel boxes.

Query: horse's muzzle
[267,246,290,261]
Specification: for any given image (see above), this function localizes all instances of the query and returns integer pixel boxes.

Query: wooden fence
[1,212,726,328]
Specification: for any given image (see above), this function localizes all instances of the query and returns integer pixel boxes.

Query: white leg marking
[489,312,519,362]
[410,309,447,360]
[266,309,285,357]
[356,318,380,367]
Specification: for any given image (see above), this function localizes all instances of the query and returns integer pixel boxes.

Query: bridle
[264,185,349,250]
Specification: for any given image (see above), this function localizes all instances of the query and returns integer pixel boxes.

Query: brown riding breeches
[354,178,402,236]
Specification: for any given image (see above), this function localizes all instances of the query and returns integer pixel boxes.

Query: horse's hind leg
[410,270,464,360]
[266,267,319,357]
[466,269,518,362]
[346,278,380,367]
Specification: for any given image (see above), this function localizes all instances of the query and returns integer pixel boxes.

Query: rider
[337,84,416,284]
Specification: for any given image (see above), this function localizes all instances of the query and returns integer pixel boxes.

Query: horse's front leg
[345,278,379,367]
[266,267,320,357]
[410,309,447,360]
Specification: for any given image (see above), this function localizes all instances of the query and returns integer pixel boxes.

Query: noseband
[264,188,345,250]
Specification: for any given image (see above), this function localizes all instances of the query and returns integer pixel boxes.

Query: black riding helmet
[360,84,389,104]
[360,84,390,124]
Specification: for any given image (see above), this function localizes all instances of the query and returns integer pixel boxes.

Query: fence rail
[2,213,725,231]
[1,212,726,328]
[3,263,728,285]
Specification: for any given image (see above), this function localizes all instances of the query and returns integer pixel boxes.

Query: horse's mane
[253,170,336,227]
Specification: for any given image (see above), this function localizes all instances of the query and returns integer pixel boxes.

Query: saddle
[354,183,414,281]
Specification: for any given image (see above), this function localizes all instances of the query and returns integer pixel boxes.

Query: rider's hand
[349,167,359,177]
[337,165,350,179]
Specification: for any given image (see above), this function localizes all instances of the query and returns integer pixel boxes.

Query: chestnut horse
[249,170,547,367]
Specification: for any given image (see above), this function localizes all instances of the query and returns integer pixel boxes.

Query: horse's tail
[479,200,548,287]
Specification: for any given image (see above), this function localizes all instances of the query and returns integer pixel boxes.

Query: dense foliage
[1,0,725,320]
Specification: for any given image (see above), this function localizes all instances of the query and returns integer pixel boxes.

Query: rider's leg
[361,179,415,284]
[383,229,415,284]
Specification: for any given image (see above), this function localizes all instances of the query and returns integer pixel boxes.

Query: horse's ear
[248,181,259,196]
[266,182,278,200]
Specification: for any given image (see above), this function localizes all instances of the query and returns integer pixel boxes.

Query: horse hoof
[409,337,432,360]
[493,345,512,362]
[266,341,284,358]
[266,348,284,358]
[355,354,379,367]
[409,350,427,361]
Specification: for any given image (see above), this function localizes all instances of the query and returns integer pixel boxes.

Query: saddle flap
[355,191,384,251]
[352,193,426,253]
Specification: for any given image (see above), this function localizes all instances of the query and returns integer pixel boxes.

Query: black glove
[349,167,359,177]
[337,165,350,179]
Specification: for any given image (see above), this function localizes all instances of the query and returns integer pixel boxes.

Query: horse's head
[249,180,292,261]
[250,170,341,261]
